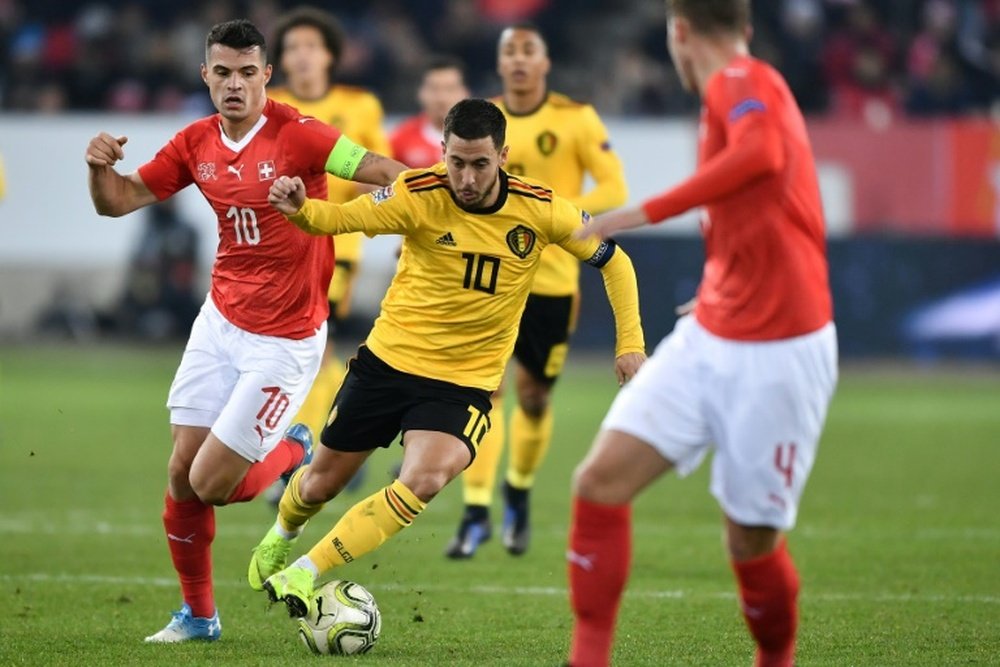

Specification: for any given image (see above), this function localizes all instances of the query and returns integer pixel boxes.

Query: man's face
[497,28,550,95]
[280,25,333,88]
[418,68,469,127]
[202,44,272,122]
[443,135,508,211]
[667,16,696,92]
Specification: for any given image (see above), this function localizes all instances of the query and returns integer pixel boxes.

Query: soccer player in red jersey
[389,57,470,168]
[84,19,405,643]
[566,2,837,666]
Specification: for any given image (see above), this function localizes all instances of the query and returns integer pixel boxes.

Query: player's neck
[693,39,749,95]
[503,87,547,115]
[289,78,331,102]
[220,105,266,143]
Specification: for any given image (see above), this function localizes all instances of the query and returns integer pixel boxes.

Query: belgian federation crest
[506,225,536,259]
[536,130,558,156]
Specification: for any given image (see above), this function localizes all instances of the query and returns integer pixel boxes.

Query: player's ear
[263,63,273,86]
[498,145,509,167]
[200,63,209,85]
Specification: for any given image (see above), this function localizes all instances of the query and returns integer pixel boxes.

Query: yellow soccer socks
[277,468,326,536]
[306,479,426,572]
[506,405,554,490]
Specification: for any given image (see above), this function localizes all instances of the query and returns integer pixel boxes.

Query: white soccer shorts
[166,296,326,462]
[602,315,838,531]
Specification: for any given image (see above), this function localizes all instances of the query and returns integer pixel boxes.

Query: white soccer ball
[297,580,382,656]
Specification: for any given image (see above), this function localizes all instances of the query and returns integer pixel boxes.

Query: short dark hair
[443,99,506,149]
[423,55,466,81]
[667,0,751,35]
[272,7,345,77]
[206,19,267,60]
[498,22,548,49]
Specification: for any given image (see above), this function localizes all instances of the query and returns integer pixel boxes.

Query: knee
[571,458,607,500]
[518,385,550,419]
[167,452,195,500]
[725,521,782,561]
[400,469,453,503]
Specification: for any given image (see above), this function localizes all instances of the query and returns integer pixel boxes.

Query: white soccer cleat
[144,603,221,643]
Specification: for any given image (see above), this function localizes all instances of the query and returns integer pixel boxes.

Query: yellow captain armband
[325,136,369,180]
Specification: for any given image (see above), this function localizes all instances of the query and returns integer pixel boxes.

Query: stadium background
[1,2,999,665]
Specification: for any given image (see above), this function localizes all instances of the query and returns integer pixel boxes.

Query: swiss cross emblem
[197,162,216,181]
[258,160,276,181]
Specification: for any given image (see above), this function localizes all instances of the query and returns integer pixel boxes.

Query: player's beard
[454,172,500,212]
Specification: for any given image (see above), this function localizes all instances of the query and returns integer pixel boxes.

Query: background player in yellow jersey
[246,99,646,618]
[268,7,393,454]
[445,24,630,558]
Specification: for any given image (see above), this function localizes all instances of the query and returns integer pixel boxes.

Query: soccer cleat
[280,423,314,486]
[502,482,531,556]
[263,564,316,618]
[143,603,221,643]
[248,525,298,591]
[444,506,492,559]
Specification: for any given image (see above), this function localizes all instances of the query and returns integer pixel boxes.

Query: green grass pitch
[1,345,998,665]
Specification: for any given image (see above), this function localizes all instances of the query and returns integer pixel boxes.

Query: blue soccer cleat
[280,423,314,486]
[444,505,492,559]
[144,603,221,643]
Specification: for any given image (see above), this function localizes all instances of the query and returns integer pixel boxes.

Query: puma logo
[167,532,195,544]
[254,424,266,448]
[566,550,596,572]
[227,164,245,180]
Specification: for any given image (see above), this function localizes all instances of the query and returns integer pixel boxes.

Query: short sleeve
[281,118,343,176]
[705,64,779,146]
[137,130,194,200]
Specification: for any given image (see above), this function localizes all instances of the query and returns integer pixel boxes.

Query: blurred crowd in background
[2,0,1000,119]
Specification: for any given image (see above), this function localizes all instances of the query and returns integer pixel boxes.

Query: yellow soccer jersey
[288,165,645,391]
[269,85,391,268]
[497,92,628,296]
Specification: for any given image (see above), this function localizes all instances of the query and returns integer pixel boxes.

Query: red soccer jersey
[389,114,443,168]
[642,55,832,341]
[138,99,340,339]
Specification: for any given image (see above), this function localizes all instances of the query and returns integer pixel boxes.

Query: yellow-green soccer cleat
[263,564,316,618]
[248,526,296,592]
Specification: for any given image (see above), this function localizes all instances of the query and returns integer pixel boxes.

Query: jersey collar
[218,113,268,153]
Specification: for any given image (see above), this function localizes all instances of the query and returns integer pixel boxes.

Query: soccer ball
[297,580,382,655]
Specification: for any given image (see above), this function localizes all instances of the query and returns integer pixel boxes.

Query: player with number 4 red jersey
[84,19,405,644]
[565,2,837,667]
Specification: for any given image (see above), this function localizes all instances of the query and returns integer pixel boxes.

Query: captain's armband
[325,136,369,180]
[585,239,617,268]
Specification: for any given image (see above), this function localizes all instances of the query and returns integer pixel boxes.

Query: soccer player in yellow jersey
[268,7,393,449]
[247,99,646,618]
[446,24,630,558]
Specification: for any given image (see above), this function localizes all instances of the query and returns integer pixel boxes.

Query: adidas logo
[435,232,457,246]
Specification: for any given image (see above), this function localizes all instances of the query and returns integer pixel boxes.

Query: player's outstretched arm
[351,151,407,188]
[85,132,158,217]
[271,174,411,238]
[574,207,650,241]
[596,248,647,384]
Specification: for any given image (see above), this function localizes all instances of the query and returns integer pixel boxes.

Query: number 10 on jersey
[227,206,260,245]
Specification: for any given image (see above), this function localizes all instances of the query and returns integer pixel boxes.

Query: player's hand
[269,175,307,215]
[614,351,646,386]
[574,207,650,241]
[85,133,128,168]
